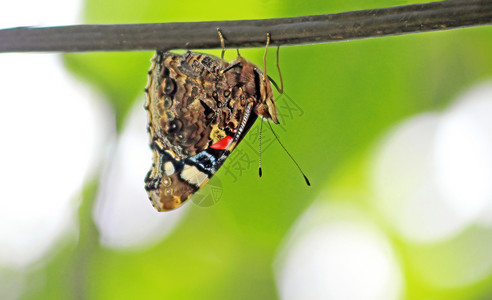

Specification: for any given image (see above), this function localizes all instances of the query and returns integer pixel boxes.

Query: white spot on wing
[164,162,175,175]
[181,165,208,187]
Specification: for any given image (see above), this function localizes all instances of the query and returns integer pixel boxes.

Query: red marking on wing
[210,135,233,150]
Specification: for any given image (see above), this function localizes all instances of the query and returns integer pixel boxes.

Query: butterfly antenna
[259,118,264,178]
[267,122,310,186]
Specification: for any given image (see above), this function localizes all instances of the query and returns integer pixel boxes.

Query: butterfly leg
[217,28,242,75]
[217,28,226,60]
[275,45,284,94]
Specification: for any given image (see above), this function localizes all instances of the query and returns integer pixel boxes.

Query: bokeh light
[435,82,492,225]
[0,53,111,269]
[370,81,492,288]
[275,202,403,300]
[371,82,492,243]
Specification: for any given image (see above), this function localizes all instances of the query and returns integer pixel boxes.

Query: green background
[22,0,492,299]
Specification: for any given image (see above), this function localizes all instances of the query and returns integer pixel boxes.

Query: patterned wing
[144,51,257,211]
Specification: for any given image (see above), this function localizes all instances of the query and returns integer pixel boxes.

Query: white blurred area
[370,82,492,287]
[0,52,111,293]
[371,82,492,243]
[93,104,187,249]
[0,53,111,268]
[0,1,106,299]
[275,202,403,300]
[0,0,81,28]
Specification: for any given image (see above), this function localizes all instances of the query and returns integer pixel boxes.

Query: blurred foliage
[29,0,492,299]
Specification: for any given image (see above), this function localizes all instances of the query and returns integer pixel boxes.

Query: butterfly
[144,31,285,211]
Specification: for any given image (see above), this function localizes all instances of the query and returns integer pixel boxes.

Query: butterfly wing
[145,51,258,211]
